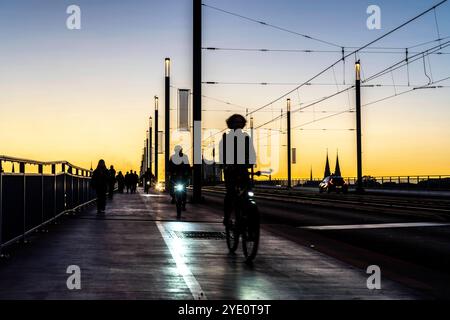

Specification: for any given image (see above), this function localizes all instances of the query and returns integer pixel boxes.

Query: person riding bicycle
[168,145,191,209]
[219,114,256,226]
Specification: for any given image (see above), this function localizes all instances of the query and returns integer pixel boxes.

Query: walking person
[116,171,125,193]
[108,165,116,199]
[125,171,131,194]
[131,171,139,193]
[91,159,109,214]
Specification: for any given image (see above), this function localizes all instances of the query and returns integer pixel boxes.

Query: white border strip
[299,222,450,231]
[156,221,207,300]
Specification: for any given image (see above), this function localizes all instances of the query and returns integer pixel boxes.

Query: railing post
[52,164,56,218]
[0,160,3,253]
[40,164,44,226]
[71,167,74,209]
[82,170,85,203]
[75,169,79,206]
[22,162,26,243]
[62,164,66,210]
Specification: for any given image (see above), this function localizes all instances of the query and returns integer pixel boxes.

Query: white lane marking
[299,222,450,231]
[140,194,166,198]
[156,221,207,300]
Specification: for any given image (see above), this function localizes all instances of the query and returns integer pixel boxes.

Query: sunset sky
[1,0,449,179]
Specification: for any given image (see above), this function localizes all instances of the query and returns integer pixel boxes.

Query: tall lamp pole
[149,116,152,175]
[287,98,292,189]
[154,96,159,183]
[165,58,171,191]
[250,116,254,180]
[355,60,364,193]
[145,131,149,174]
[192,0,202,202]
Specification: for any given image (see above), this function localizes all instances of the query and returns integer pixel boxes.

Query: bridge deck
[0,190,421,300]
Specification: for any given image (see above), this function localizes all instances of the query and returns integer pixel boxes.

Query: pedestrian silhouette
[108,165,116,199]
[116,171,125,193]
[91,159,109,214]
[131,171,138,193]
[125,171,131,194]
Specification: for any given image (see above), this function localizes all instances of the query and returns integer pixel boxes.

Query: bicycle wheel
[242,203,260,262]
[226,205,240,253]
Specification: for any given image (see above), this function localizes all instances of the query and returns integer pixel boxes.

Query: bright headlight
[175,184,185,192]
[247,191,255,197]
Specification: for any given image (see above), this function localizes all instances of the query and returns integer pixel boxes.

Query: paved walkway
[0,190,422,299]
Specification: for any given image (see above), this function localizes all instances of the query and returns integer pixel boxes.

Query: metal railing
[0,156,95,252]
[254,175,450,191]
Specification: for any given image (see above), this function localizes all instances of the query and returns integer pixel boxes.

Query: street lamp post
[250,116,254,181]
[192,0,203,202]
[355,60,364,193]
[287,98,292,189]
[145,131,149,174]
[149,116,152,175]
[165,58,171,191]
[154,96,159,183]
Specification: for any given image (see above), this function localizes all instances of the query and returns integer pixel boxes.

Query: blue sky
[1,0,449,176]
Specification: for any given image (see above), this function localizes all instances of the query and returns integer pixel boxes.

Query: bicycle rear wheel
[226,205,240,253]
[242,204,260,262]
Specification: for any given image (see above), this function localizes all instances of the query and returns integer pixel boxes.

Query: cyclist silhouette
[219,114,256,226]
[168,145,191,207]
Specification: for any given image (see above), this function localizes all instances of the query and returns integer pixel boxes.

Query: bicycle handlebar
[252,171,271,177]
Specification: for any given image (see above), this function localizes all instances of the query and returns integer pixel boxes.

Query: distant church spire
[335,150,342,176]
[310,166,313,182]
[324,150,331,178]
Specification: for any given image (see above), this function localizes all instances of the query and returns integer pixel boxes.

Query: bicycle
[172,180,187,219]
[225,171,262,263]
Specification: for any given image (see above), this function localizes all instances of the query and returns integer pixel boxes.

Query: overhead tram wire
[363,41,450,83]
[203,38,450,55]
[253,85,355,130]
[203,81,351,86]
[199,0,449,147]
[202,81,450,88]
[256,74,450,138]
[202,38,445,137]
[246,0,449,117]
[202,3,342,48]
[201,40,448,143]
[291,75,450,131]
[170,84,249,111]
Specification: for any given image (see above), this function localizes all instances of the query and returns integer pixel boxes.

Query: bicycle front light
[175,184,185,192]
[247,191,255,197]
